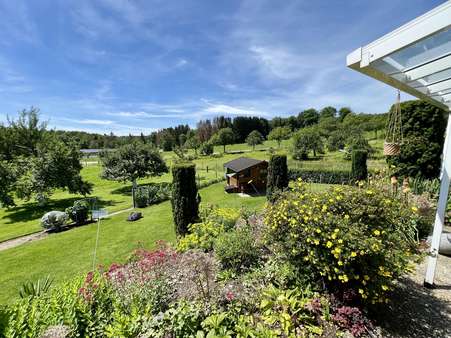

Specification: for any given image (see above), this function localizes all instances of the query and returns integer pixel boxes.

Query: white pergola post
[424,113,451,287]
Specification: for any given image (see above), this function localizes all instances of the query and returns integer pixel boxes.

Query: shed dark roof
[223,157,265,172]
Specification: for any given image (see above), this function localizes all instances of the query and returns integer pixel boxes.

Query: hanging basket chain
[383,90,403,156]
[385,90,403,144]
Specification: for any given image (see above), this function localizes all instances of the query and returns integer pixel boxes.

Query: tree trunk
[223,144,226,153]
[132,179,137,208]
[313,149,316,157]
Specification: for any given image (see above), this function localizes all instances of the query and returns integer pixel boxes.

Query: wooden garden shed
[224,157,268,193]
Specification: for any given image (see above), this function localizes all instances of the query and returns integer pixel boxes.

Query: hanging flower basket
[384,90,403,157]
[383,142,401,156]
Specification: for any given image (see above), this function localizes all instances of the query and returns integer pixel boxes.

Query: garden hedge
[288,169,352,185]
[171,162,200,236]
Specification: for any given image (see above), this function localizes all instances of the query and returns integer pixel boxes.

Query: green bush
[214,228,260,272]
[66,199,90,225]
[387,100,447,179]
[171,163,200,236]
[177,206,241,251]
[288,169,351,184]
[264,180,421,303]
[266,154,288,202]
[351,150,368,181]
[199,142,214,156]
[134,187,149,208]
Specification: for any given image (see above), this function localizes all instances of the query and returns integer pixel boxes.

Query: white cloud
[78,119,114,125]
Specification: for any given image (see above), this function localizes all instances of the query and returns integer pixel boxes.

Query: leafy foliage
[266,154,288,202]
[267,126,290,148]
[265,180,422,303]
[171,163,200,236]
[288,169,351,184]
[66,199,91,225]
[177,206,241,252]
[100,143,168,207]
[387,100,447,179]
[214,227,261,272]
[0,109,92,207]
[19,276,53,299]
[245,130,264,150]
[292,127,324,159]
[211,128,235,153]
[199,142,214,156]
[351,150,368,181]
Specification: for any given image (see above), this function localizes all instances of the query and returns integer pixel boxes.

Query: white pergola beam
[425,114,451,286]
[428,78,451,93]
[348,1,451,287]
[405,55,451,81]
[360,2,451,66]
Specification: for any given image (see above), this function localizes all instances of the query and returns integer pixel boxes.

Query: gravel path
[375,253,451,338]
[0,231,48,251]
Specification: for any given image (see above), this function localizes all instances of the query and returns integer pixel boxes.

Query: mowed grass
[0,183,268,304]
[0,138,386,242]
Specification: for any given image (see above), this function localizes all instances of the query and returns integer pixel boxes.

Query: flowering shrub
[265,179,421,303]
[177,206,241,251]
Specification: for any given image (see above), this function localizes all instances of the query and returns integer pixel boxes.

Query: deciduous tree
[100,143,168,207]
[268,126,291,148]
[245,130,264,150]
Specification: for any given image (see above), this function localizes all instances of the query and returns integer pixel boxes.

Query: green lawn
[0,139,385,243]
[0,183,270,304]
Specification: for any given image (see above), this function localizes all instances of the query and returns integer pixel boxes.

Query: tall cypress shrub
[267,154,288,202]
[351,149,368,181]
[171,163,200,236]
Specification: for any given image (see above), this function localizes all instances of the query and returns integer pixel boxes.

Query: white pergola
[347,1,451,287]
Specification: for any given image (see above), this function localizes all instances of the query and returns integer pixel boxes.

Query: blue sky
[0,0,445,135]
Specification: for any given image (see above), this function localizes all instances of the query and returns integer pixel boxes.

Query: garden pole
[424,114,451,287]
[92,216,101,271]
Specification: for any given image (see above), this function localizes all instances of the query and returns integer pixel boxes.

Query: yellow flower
[315,228,321,233]
[351,251,357,257]
[338,260,343,266]
[338,239,343,244]
[358,289,364,294]
[373,230,381,236]
[364,275,370,281]
[326,241,333,248]
[314,239,320,245]
[344,214,350,220]
[381,285,389,291]
[411,206,418,212]
[331,233,337,240]
[334,228,340,233]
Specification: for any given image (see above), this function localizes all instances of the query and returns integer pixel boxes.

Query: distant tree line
[2,106,388,155]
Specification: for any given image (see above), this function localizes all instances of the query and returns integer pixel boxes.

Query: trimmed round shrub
[264,180,421,303]
[351,149,368,182]
[65,199,90,225]
[171,163,200,236]
[41,211,68,230]
[266,154,288,202]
